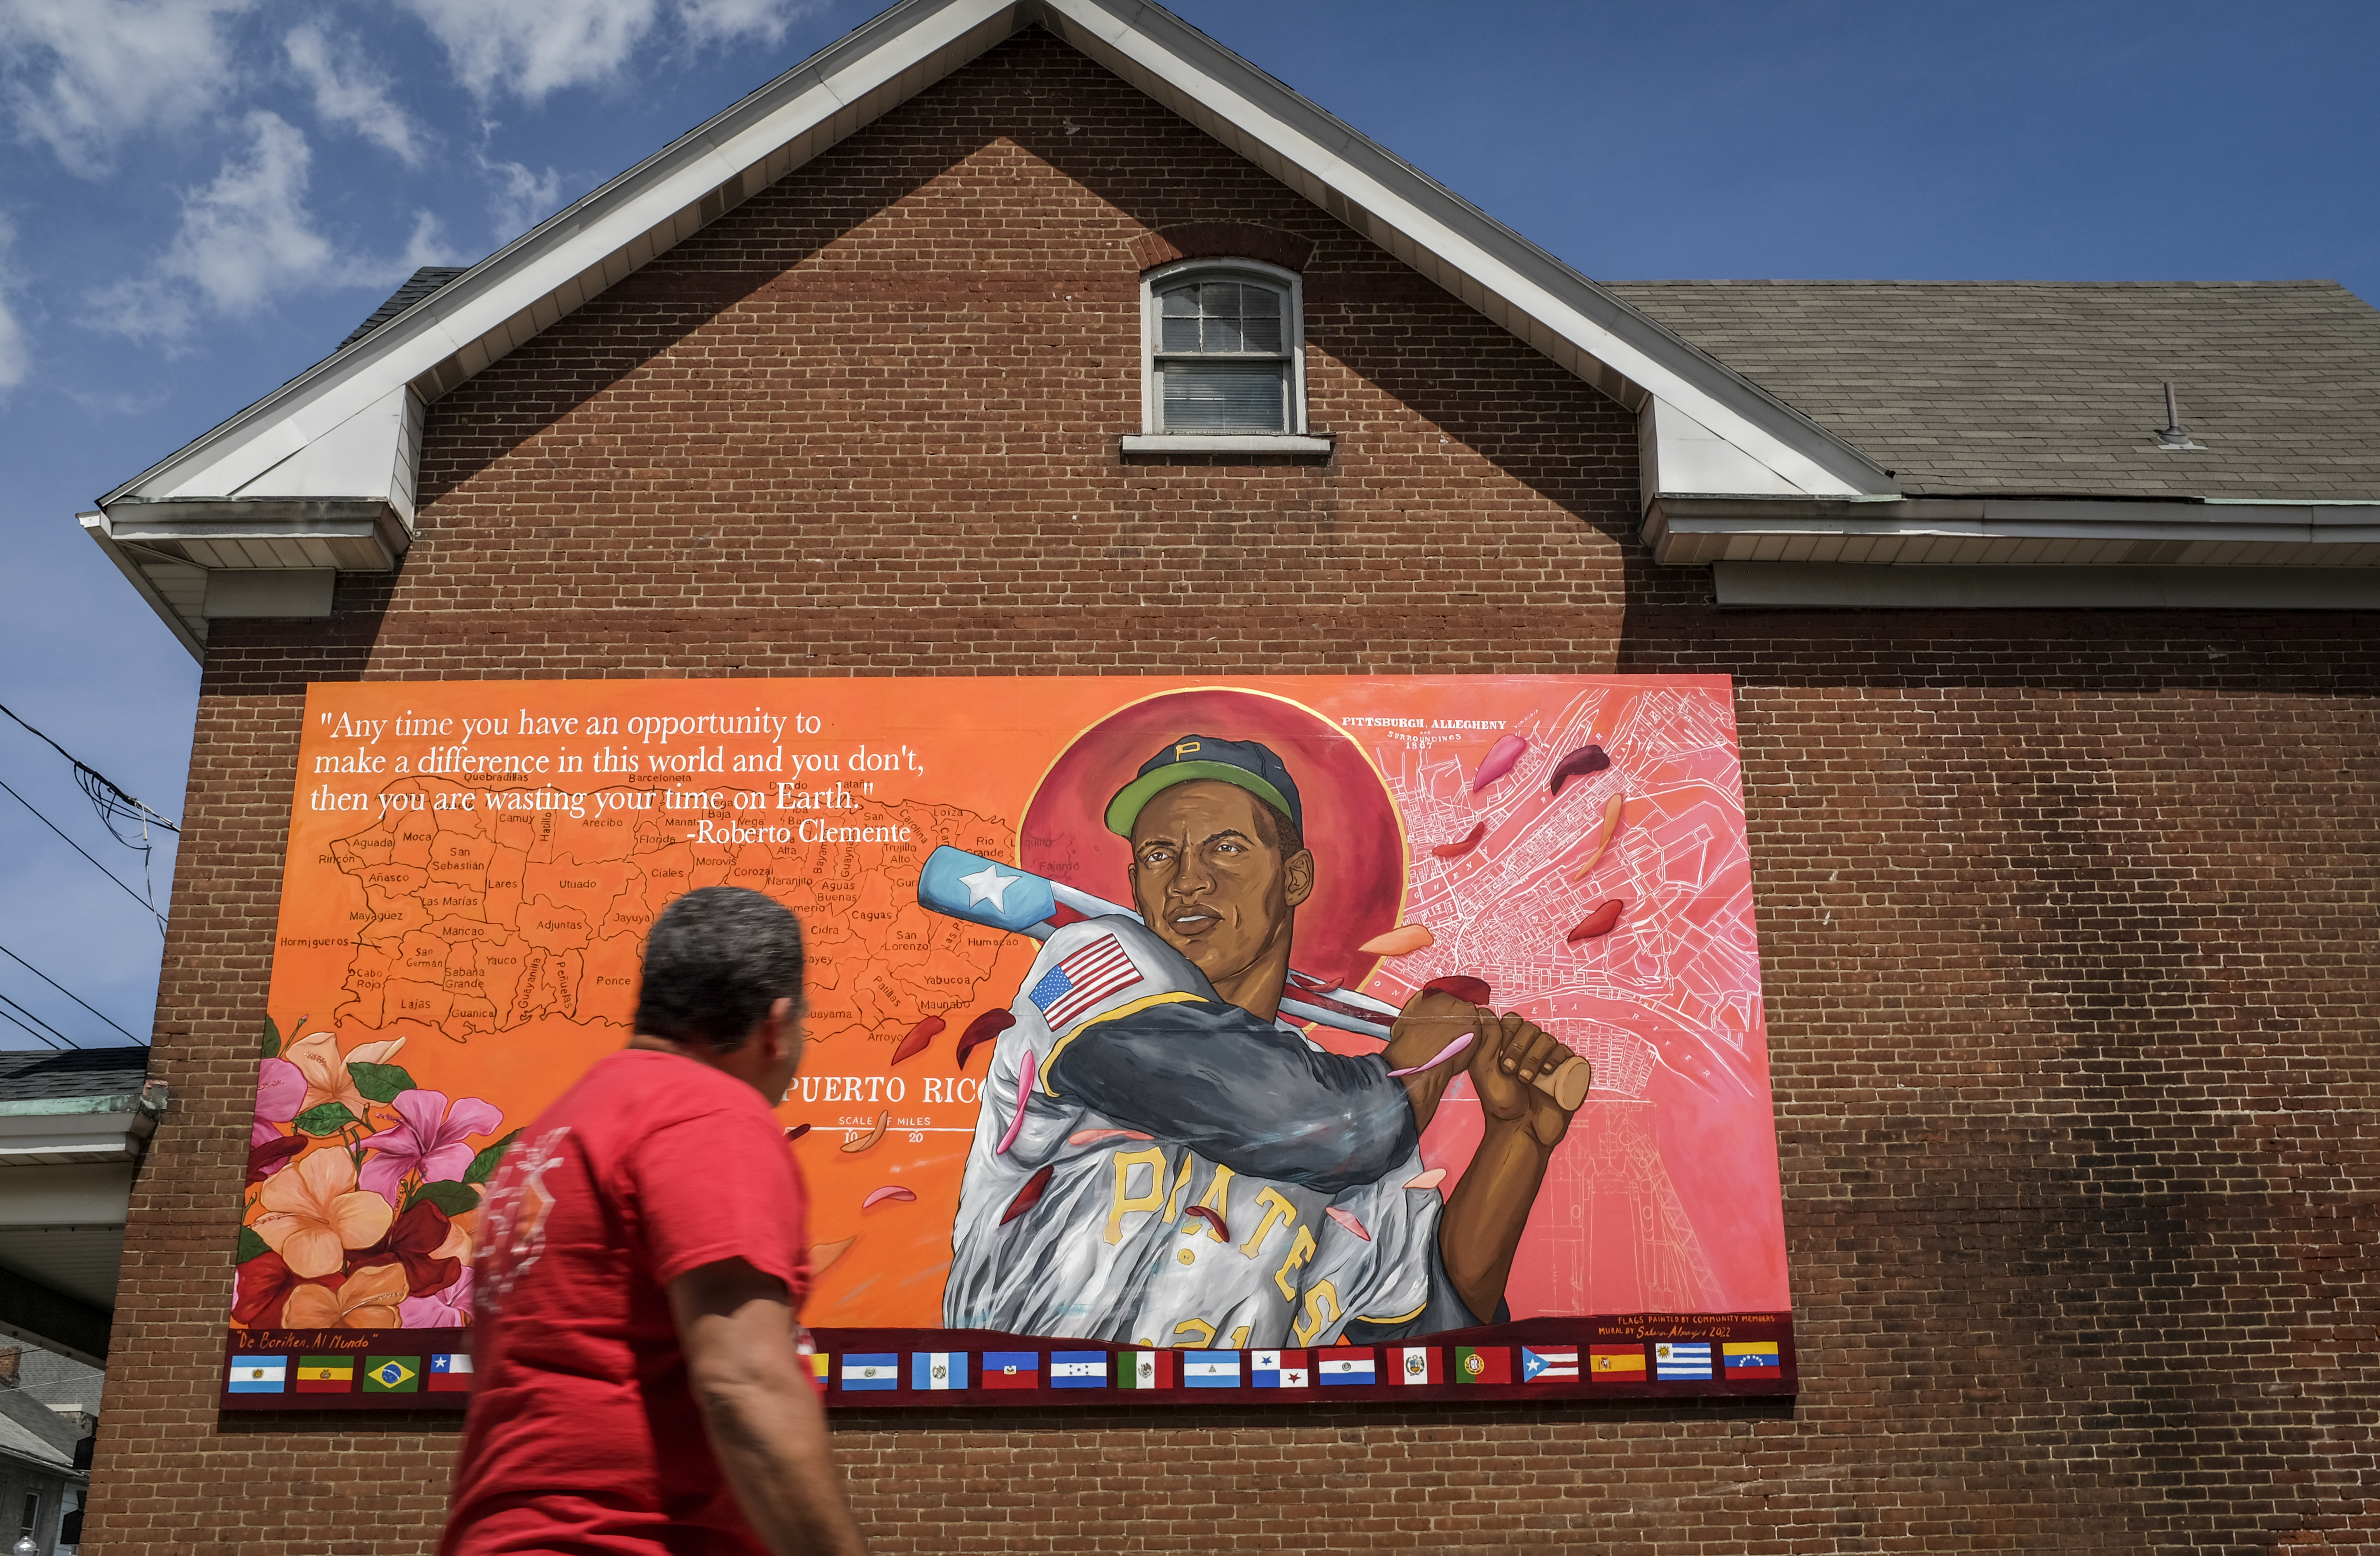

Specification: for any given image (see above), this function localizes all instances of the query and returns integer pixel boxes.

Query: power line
[0,775,167,932]
[0,942,143,1045]
[0,702,178,832]
[0,990,77,1050]
[0,701,179,924]
[0,1003,69,1051]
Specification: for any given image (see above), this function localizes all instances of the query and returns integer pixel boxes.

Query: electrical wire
[0,942,143,1045]
[0,1003,69,1050]
[0,775,168,932]
[0,990,77,1050]
[0,700,179,924]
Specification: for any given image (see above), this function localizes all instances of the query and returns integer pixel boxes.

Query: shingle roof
[0,1389,82,1472]
[337,266,469,351]
[0,1047,147,1102]
[1602,280,2380,501]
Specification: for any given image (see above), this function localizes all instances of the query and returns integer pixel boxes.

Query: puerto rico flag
[1521,1346,1578,1382]
[227,1355,286,1394]
[1028,934,1143,1033]
[428,1354,473,1392]
[1050,1351,1109,1389]
[840,1354,899,1391]
[1724,1341,1782,1377]
[1655,1341,1713,1380]
[1117,1351,1176,1390]
[1589,1345,1646,1381]
[912,1352,968,1390]
[983,1351,1040,1389]
[1251,1350,1309,1388]
[1317,1348,1375,1385]
[1182,1351,1241,1388]
[1395,1347,1441,1385]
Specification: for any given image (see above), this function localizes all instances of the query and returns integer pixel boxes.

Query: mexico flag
[1116,1351,1176,1390]
[1394,1346,1441,1385]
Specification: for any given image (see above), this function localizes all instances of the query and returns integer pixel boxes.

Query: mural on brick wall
[223,676,1792,1409]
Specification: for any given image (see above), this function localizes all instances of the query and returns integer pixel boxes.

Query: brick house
[75,0,2379,1550]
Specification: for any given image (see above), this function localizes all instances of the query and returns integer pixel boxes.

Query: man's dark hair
[1254,798,1305,861]
[634,887,805,1052]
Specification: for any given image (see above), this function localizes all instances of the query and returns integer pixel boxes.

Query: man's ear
[1283,848,1316,908]
[758,995,797,1059]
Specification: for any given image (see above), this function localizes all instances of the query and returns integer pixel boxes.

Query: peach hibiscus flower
[282,1261,410,1329]
[251,1147,394,1279]
[283,1031,408,1120]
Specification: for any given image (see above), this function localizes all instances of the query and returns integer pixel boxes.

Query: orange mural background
[239,674,1783,1338]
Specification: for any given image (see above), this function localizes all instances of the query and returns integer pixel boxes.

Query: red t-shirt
[441,1049,811,1556]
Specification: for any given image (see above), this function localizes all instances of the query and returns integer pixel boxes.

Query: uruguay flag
[1654,1341,1713,1380]
[840,1353,900,1390]
[1050,1351,1109,1389]
[912,1352,968,1390]
[1317,1348,1376,1385]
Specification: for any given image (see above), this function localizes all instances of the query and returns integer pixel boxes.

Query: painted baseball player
[944,735,1583,1347]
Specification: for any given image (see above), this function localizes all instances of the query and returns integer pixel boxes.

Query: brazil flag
[363,1355,421,1393]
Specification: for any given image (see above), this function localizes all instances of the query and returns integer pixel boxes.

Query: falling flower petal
[1421,976,1492,1005]
[1000,1165,1053,1224]
[1068,1128,1154,1147]
[1546,742,1611,797]
[1471,733,1528,793]
[891,1015,943,1065]
[862,1185,917,1211]
[1326,1206,1372,1242]
[1387,1034,1473,1077]
[1570,794,1627,881]
[1404,1168,1447,1191]
[956,1008,1015,1066]
[784,1123,811,1142]
[1182,1204,1229,1241]
[840,1111,889,1153]
[1567,900,1625,943]
[810,1237,856,1273]
[994,1051,1036,1155]
[1432,822,1487,860]
[1359,923,1435,957]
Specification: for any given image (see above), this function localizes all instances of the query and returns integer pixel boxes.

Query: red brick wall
[90,28,2380,1555]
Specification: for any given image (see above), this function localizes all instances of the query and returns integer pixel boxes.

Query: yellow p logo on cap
[1174,740,1201,758]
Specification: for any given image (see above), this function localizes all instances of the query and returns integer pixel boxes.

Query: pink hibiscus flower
[357,1089,503,1204]
[398,1266,474,1329]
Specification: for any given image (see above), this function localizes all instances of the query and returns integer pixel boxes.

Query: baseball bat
[916,846,1590,1110]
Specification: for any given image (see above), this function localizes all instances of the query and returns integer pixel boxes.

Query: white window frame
[1133,258,1323,449]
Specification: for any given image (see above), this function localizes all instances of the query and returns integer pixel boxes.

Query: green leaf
[347,1062,417,1103]
[261,1015,281,1060]
[463,1129,521,1186]
[411,1179,482,1217]
[292,1102,362,1136]
[236,1226,270,1264]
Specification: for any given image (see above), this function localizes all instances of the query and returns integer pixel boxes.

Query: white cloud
[285,23,428,167]
[677,0,817,47]
[481,157,563,244]
[400,0,659,103]
[83,112,459,349]
[0,0,254,177]
[0,218,29,392]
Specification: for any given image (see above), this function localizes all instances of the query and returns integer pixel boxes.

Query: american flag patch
[1029,934,1143,1032]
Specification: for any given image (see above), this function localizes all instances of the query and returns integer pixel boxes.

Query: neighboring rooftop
[1605,279,2380,502]
[0,1386,83,1472]
[0,1048,148,1103]
[337,265,469,351]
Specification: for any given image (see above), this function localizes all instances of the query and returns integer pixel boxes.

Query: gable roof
[337,266,470,352]
[1608,279,2380,503]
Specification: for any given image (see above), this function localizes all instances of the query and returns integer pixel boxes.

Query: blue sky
[2,0,2375,1050]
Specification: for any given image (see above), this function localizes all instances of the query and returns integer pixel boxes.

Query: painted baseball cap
[1103,734,1305,839]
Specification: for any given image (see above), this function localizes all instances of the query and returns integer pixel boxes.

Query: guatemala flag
[911,1352,968,1390]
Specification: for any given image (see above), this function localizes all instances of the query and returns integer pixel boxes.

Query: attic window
[1143,260,1305,434]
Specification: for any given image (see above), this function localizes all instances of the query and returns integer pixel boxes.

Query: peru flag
[1395,1346,1441,1385]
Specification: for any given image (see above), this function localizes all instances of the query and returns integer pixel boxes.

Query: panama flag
[1050,1351,1110,1389]
[1521,1346,1579,1382]
[1116,1351,1176,1390]
[1251,1350,1309,1388]
[912,1352,968,1391]
[1395,1347,1442,1385]
[1453,1346,1511,1385]
[1316,1348,1375,1385]
[428,1354,473,1392]
[983,1351,1040,1390]
[1655,1341,1713,1380]
[1182,1351,1241,1388]
[840,1354,900,1391]
[1588,1345,1646,1381]
[227,1355,286,1394]
[1723,1341,1783,1377]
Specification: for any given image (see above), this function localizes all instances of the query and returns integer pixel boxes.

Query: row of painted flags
[227,1353,472,1395]
[823,1340,1783,1392]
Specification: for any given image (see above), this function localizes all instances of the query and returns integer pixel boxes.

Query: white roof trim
[98,0,1889,523]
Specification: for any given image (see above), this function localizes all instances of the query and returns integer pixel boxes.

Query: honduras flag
[1050,1351,1109,1389]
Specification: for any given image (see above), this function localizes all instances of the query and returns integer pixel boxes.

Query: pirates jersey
[944,916,1476,1348]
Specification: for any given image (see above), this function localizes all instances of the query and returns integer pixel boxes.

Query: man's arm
[668,1258,869,1556]
[1437,1010,1581,1323]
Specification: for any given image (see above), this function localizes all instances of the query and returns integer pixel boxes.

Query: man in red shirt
[441,887,869,1556]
